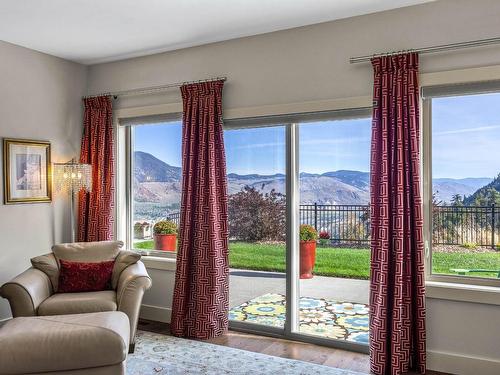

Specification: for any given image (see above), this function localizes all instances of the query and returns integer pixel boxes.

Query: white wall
[88,0,500,373]
[0,41,87,320]
[426,298,500,374]
[139,262,176,324]
[88,0,500,111]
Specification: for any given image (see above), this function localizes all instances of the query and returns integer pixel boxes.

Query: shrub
[228,186,286,242]
[460,242,477,249]
[153,220,177,235]
[300,224,317,242]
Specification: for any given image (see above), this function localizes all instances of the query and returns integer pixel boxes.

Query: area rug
[229,293,369,344]
[127,330,365,375]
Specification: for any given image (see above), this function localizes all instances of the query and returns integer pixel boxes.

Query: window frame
[112,69,500,314]
[225,112,372,353]
[118,106,372,353]
[118,112,183,259]
[115,73,500,291]
[422,81,500,288]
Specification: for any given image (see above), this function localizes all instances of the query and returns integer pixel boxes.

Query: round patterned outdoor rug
[229,293,369,344]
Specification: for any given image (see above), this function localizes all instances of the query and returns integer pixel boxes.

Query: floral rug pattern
[127,330,364,375]
[229,293,369,344]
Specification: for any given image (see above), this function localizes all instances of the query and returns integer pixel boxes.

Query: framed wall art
[3,138,51,204]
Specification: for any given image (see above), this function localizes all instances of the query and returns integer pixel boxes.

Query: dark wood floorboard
[138,319,450,375]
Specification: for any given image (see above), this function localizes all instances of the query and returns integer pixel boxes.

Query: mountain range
[463,174,500,205]
[134,151,492,205]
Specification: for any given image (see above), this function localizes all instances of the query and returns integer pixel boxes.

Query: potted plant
[318,231,330,246]
[299,224,318,279]
[153,220,178,251]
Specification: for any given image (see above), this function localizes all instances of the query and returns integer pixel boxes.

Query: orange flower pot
[300,240,316,279]
[154,234,177,251]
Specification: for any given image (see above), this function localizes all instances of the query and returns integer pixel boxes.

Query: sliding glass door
[295,118,371,346]
[225,125,287,331]
[225,110,371,352]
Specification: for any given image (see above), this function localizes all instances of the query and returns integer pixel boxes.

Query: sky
[134,122,183,168]
[134,92,500,179]
[432,92,500,179]
[134,118,371,175]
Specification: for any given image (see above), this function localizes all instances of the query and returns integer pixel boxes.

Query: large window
[424,85,500,285]
[121,109,371,350]
[225,110,371,350]
[118,81,500,351]
[225,125,287,329]
[297,118,371,344]
[127,120,182,254]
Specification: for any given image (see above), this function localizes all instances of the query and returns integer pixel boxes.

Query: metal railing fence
[140,204,500,248]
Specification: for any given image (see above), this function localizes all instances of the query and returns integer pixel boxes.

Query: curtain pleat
[170,80,229,339]
[369,53,426,375]
[77,96,115,242]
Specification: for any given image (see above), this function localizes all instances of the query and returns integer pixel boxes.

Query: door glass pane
[225,125,287,329]
[297,118,371,345]
[431,93,500,279]
[131,121,182,252]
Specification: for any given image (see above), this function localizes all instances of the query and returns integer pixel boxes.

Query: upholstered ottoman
[0,311,129,375]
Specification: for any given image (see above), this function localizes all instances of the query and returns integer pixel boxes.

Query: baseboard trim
[428,350,500,375]
[140,304,172,323]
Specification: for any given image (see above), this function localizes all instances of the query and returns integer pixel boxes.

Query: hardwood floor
[137,319,449,375]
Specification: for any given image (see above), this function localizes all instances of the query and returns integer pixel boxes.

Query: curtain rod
[83,76,227,99]
[349,36,500,64]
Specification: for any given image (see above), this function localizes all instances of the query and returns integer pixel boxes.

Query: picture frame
[3,138,52,204]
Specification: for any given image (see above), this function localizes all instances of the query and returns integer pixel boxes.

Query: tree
[451,194,464,207]
[465,173,500,206]
[228,186,286,241]
[432,191,442,207]
[470,188,500,207]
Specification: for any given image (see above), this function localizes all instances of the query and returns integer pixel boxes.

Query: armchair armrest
[116,261,152,346]
[0,268,53,317]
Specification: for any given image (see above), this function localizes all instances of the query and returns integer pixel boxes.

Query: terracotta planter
[299,240,316,279]
[154,233,177,251]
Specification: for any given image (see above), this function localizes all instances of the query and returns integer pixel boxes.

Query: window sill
[426,281,500,306]
[141,255,177,271]
[138,257,500,304]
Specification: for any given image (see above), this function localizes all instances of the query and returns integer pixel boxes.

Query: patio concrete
[229,269,369,308]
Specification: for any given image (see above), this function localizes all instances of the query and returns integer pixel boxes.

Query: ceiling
[0,0,433,65]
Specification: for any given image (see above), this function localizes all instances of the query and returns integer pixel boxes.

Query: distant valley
[433,177,492,203]
[133,151,493,214]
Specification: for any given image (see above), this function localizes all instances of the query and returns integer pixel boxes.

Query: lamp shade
[53,162,92,194]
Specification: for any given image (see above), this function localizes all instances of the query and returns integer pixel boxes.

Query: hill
[463,174,500,206]
[433,177,492,203]
[134,151,181,183]
[227,171,369,205]
[132,151,493,206]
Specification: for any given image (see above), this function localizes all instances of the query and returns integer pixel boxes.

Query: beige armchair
[0,241,152,352]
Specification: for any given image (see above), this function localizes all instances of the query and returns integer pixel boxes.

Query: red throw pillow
[57,259,115,293]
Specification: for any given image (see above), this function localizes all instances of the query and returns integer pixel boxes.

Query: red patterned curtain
[77,96,115,242]
[369,53,426,375]
[170,80,229,339]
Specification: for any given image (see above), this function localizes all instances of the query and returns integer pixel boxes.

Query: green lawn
[228,242,371,279]
[134,240,157,250]
[134,240,500,279]
[432,252,500,278]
